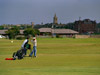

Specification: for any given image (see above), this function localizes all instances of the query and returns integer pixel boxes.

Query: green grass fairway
[0,38,100,75]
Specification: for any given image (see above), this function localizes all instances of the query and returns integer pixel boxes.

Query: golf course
[0,38,100,75]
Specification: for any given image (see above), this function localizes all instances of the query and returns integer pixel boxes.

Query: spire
[54,13,57,17]
[53,13,58,24]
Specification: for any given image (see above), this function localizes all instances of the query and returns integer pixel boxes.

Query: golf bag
[12,44,31,60]
[12,48,25,59]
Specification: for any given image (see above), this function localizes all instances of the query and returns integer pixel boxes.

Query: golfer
[29,37,37,57]
[21,37,29,55]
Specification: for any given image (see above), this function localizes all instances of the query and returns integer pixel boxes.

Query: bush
[16,37,25,40]
[56,34,60,38]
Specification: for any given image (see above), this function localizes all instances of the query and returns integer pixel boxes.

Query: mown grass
[0,38,100,75]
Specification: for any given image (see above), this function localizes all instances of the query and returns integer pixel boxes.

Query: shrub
[16,37,25,40]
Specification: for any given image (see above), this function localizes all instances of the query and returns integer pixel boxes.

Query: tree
[0,26,4,30]
[5,27,20,39]
[23,28,40,37]
[66,22,74,29]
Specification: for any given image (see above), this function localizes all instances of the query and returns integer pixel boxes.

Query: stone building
[74,19,96,34]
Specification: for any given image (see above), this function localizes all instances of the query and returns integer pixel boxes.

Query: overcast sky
[0,0,100,25]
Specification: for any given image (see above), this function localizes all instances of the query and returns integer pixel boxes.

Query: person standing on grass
[21,37,29,55]
[29,37,37,57]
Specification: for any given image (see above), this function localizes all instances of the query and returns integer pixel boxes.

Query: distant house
[19,30,24,35]
[74,19,96,34]
[39,28,79,37]
[0,30,24,35]
[0,30,24,38]
[0,30,7,35]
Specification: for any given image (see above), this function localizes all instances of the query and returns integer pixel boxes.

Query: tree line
[1,22,100,30]
[5,27,40,39]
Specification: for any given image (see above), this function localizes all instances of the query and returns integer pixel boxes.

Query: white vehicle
[0,35,5,38]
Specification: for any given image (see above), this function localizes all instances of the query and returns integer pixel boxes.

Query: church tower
[53,14,58,24]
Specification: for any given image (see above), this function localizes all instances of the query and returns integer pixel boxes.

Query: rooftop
[39,28,79,34]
